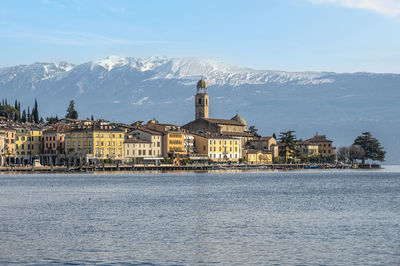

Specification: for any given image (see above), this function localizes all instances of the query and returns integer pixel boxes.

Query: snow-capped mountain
[0,56,399,163]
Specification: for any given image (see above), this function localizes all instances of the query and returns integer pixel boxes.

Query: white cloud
[308,0,400,18]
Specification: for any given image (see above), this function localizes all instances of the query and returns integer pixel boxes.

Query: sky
[0,0,399,73]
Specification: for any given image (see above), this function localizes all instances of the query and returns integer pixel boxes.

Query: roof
[245,149,272,154]
[221,131,254,137]
[231,114,247,126]
[132,127,163,135]
[306,135,333,143]
[124,139,151,144]
[203,118,245,126]
[192,132,239,140]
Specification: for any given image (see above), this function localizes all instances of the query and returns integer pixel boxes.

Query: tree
[91,114,94,121]
[349,145,364,165]
[13,100,18,121]
[0,105,19,120]
[353,132,386,163]
[21,109,27,123]
[27,106,31,122]
[66,100,78,119]
[272,133,277,139]
[337,146,350,163]
[279,130,299,163]
[248,125,260,137]
[33,99,39,123]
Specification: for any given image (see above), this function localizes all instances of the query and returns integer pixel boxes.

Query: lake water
[1,168,400,265]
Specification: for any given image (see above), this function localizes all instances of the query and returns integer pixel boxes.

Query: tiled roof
[124,139,151,144]
[203,118,245,126]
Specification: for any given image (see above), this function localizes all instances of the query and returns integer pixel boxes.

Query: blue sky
[1,0,399,73]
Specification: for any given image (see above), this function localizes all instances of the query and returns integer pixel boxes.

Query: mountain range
[1,56,399,163]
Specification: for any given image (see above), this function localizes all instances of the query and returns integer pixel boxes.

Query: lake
[1,168,399,265]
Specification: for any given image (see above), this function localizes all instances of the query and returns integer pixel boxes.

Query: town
[0,78,357,171]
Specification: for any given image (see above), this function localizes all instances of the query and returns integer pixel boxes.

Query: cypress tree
[22,110,27,123]
[27,106,31,122]
[33,99,39,123]
[17,102,21,121]
[13,100,18,121]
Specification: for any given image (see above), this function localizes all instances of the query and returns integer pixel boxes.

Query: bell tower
[195,79,209,120]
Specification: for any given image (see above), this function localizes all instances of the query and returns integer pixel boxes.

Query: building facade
[126,127,163,158]
[244,149,273,165]
[65,127,125,163]
[193,134,241,162]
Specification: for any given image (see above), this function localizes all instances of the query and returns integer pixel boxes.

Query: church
[183,79,255,146]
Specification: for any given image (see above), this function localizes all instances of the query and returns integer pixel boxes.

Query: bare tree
[337,146,350,163]
[349,145,364,165]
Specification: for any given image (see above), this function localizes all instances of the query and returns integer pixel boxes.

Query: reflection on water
[0,170,399,264]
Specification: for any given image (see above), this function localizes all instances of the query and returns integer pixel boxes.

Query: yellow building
[15,126,43,164]
[145,122,185,158]
[244,149,272,165]
[0,127,17,165]
[193,134,241,162]
[65,126,125,163]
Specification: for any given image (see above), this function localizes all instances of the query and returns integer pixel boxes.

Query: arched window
[198,98,202,105]
[206,99,208,105]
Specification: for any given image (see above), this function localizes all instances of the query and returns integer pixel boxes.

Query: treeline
[0,98,42,123]
[0,98,93,124]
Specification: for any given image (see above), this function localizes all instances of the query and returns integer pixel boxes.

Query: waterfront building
[246,136,279,158]
[244,149,273,165]
[15,126,43,165]
[125,127,163,158]
[65,126,125,164]
[145,122,185,158]
[0,127,17,165]
[193,134,241,162]
[184,133,195,155]
[306,134,336,162]
[123,139,153,163]
[41,125,69,165]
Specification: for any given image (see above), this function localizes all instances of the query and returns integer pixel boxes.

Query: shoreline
[0,163,383,174]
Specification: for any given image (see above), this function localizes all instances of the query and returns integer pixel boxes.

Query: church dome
[231,114,247,126]
[197,79,207,89]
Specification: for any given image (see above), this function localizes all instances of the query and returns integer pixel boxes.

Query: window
[143,150,146,156]
[198,98,202,104]
[203,145,206,151]
[149,150,152,155]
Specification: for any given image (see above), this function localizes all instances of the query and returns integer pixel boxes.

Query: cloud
[308,0,400,18]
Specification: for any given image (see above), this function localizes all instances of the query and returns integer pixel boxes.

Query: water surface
[0,169,399,265]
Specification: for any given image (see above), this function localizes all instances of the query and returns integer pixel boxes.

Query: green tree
[353,132,386,163]
[21,109,27,123]
[33,99,39,123]
[0,105,19,120]
[248,125,260,137]
[272,133,277,139]
[27,106,31,122]
[66,100,78,119]
[279,130,299,163]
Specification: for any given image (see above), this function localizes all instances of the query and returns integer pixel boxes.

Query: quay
[0,163,348,174]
